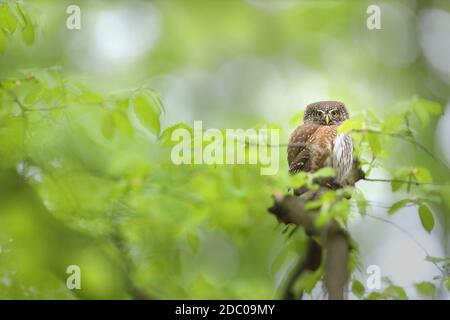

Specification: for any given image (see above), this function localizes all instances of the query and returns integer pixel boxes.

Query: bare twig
[363,177,449,186]
[365,213,446,275]
[352,129,450,172]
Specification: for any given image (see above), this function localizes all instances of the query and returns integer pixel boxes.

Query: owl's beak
[325,114,330,125]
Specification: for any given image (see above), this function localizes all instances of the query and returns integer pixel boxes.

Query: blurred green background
[0,0,449,299]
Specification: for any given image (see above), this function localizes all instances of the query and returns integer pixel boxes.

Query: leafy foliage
[0,2,35,53]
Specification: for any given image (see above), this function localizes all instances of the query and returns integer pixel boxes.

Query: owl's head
[303,101,349,125]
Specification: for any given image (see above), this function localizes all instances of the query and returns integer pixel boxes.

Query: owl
[288,101,353,185]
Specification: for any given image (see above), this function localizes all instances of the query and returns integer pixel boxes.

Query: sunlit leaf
[416,98,442,115]
[0,4,17,34]
[418,204,434,233]
[312,167,335,178]
[337,119,361,133]
[351,279,365,298]
[315,206,331,228]
[365,292,382,300]
[24,87,45,105]
[288,171,307,188]
[385,284,408,300]
[414,167,432,184]
[391,168,409,192]
[388,199,410,215]
[160,123,193,146]
[132,89,162,136]
[381,112,405,132]
[353,189,367,215]
[113,110,133,137]
[413,103,429,127]
[303,269,322,293]
[101,111,115,140]
[367,132,381,156]
[415,281,436,297]
[304,199,322,211]
[17,5,34,45]
[78,92,104,104]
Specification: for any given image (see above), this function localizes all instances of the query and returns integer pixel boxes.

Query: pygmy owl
[287,101,353,185]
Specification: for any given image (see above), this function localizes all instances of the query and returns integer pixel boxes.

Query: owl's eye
[331,110,339,117]
[315,111,323,117]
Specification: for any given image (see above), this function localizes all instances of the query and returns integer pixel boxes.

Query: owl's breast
[308,125,338,170]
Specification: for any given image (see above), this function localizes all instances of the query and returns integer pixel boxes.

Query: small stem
[363,177,449,186]
[353,129,450,172]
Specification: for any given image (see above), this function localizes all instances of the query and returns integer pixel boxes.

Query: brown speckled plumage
[288,101,353,185]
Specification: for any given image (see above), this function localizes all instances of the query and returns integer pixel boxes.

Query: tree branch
[324,221,350,300]
[268,160,363,300]
[110,230,154,300]
[282,239,322,300]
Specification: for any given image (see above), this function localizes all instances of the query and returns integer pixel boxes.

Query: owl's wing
[287,122,320,174]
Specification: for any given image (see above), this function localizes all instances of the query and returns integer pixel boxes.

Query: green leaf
[391,181,402,192]
[315,205,331,228]
[390,285,408,300]
[303,269,322,293]
[292,268,323,296]
[0,29,8,54]
[367,132,381,156]
[0,4,17,34]
[78,92,104,104]
[414,167,432,183]
[353,190,367,215]
[383,280,408,300]
[24,87,45,105]
[289,171,308,188]
[418,204,434,233]
[352,279,365,298]
[413,103,430,127]
[391,168,410,192]
[337,119,360,133]
[381,112,405,132]
[313,167,335,178]
[416,98,442,115]
[101,111,115,140]
[160,123,193,146]
[304,199,322,211]
[113,111,133,137]
[17,4,34,45]
[21,22,34,45]
[366,292,382,300]
[388,199,410,215]
[132,89,163,135]
[366,109,381,124]
[415,282,436,297]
